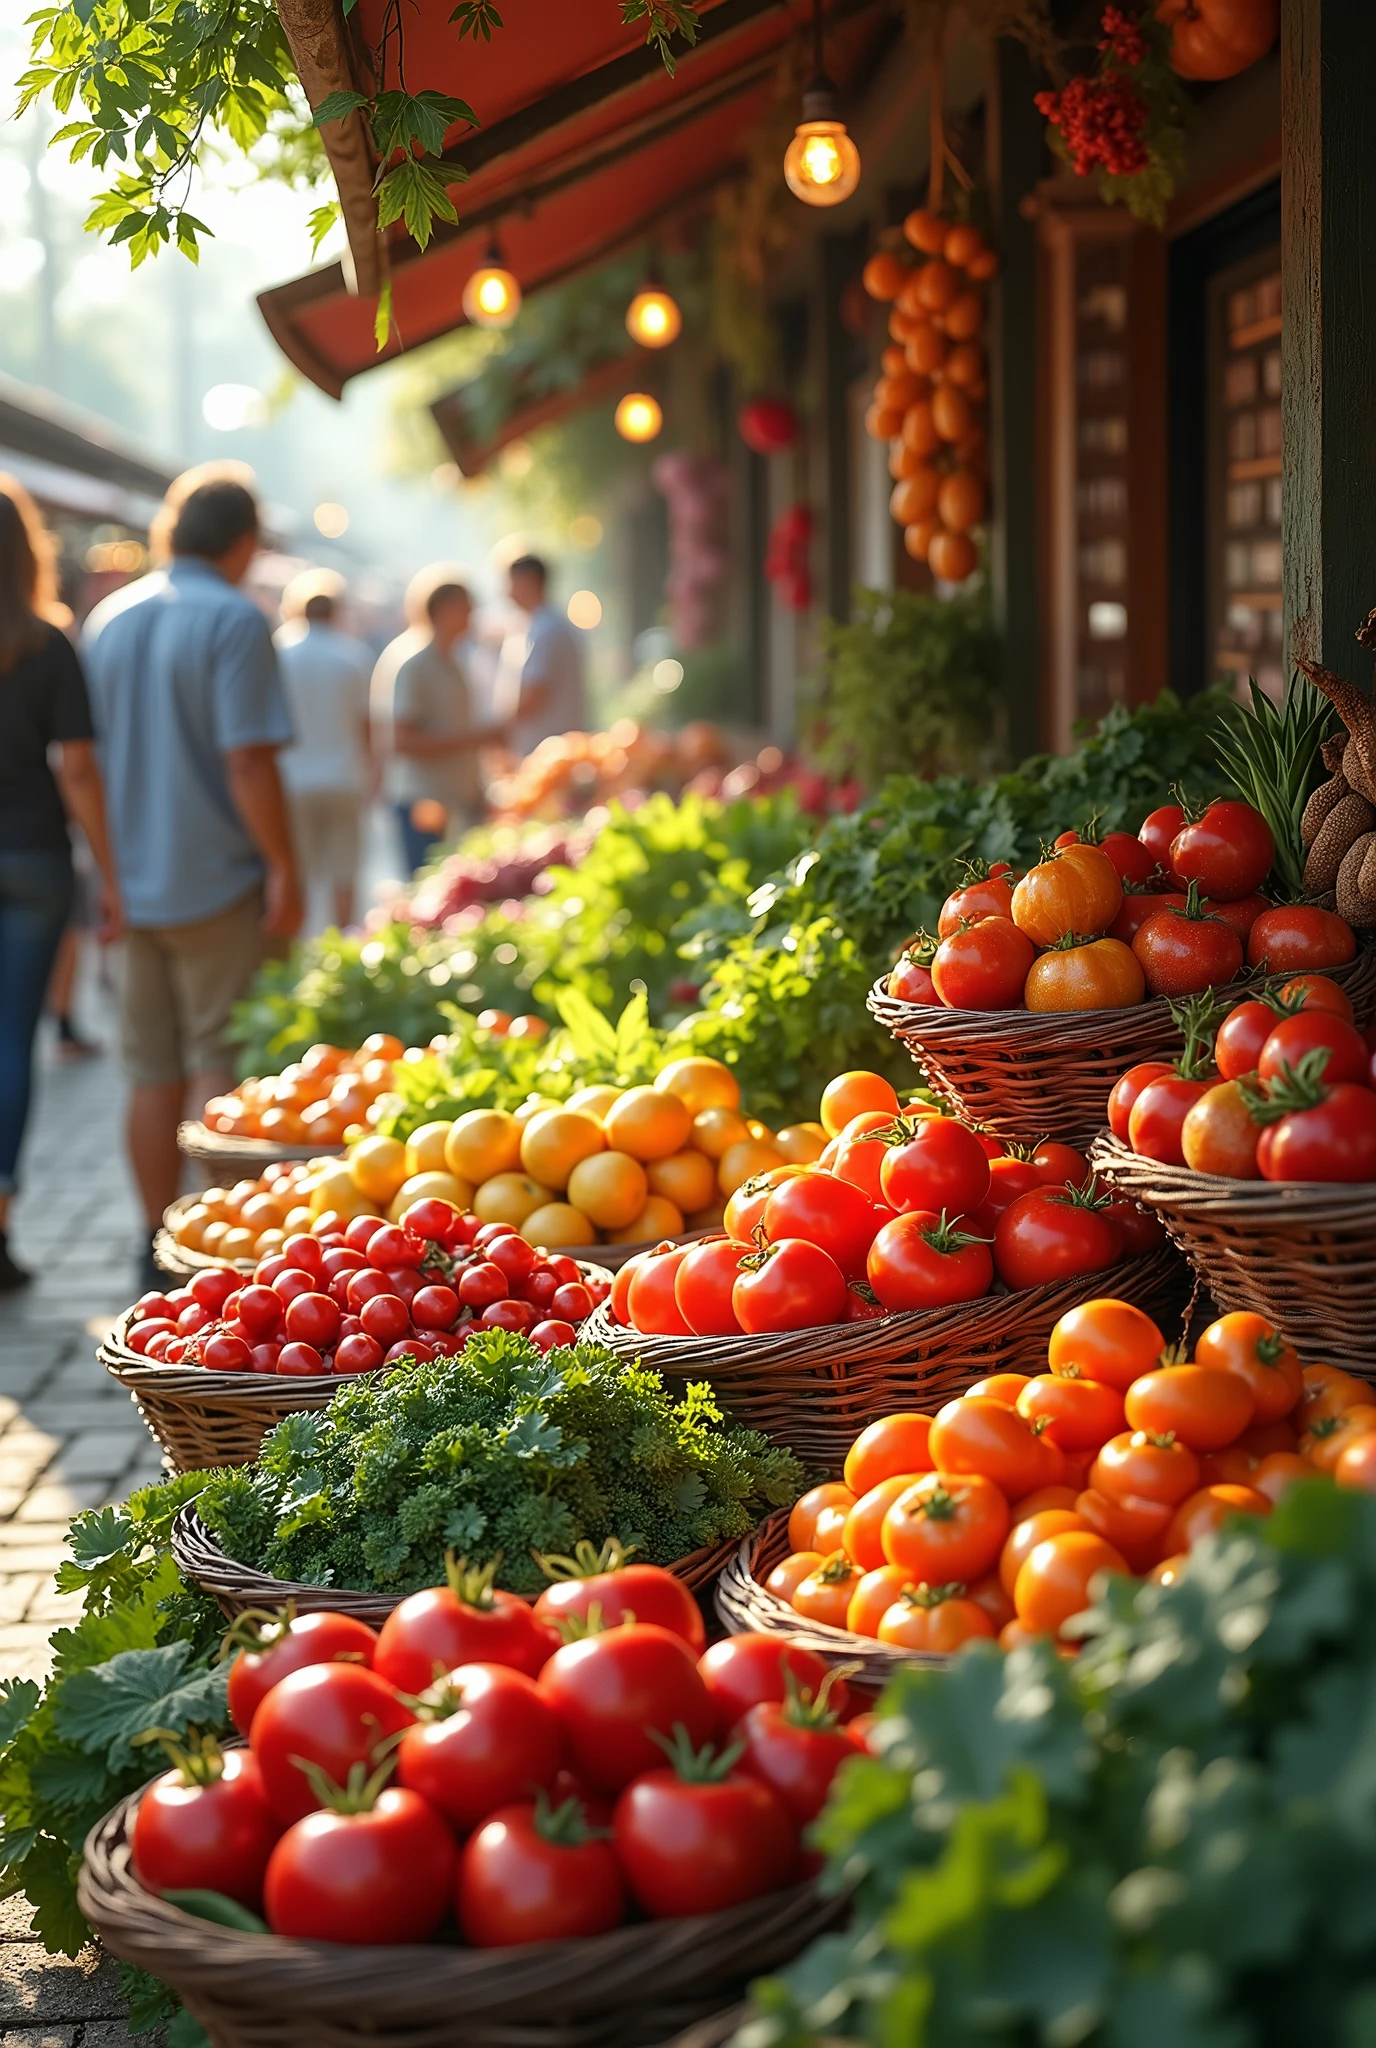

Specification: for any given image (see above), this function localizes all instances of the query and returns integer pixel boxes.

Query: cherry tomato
[333,1332,384,1375]
[263,1785,454,1943]
[1128,1072,1212,1165]
[346,1267,394,1312]
[200,1333,253,1373]
[533,1560,706,1654]
[762,1173,882,1282]
[374,1567,553,1692]
[487,1234,537,1285]
[1013,1529,1127,1634]
[1200,893,1270,944]
[1170,800,1273,901]
[628,1246,694,1336]
[877,1585,995,1652]
[343,1214,387,1253]
[938,874,1014,936]
[1180,1080,1262,1178]
[845,1564,910,1637]
[881,1469,1009,1583]
[976,1156,1045,1225]
[1028,1141,1091,1189]
[530,1318,576,1352]
[549,1282,592,1322]
[250,1664,414,1824]
[699,1633,841,1724]
[281,1234,324,1277]
[228,1610,378,1736]
[399,1197,462,1244]
[1133,898,1243,998]
[866,1209,993,1312]
[1108,1060,1174,1141]
[1138,803,1186,882]
[1259,1011,1370,1087]
[613,1746,796,1917]
[766,1551,824,1604]
[1192,1312,1302,1424]
[133,1745,279,1909]
[410,1284,460,1331]
[1100,1197,1167,1258]
[1108,891,1186,945]
[1090,1428,1201,1506]
[733,1238,847,1333]
[277,1341,326,1376]
[540,1624,717,1793]
[457,1795,625,1946]
[843,1413,934,1495]
[189,1267,238,1316]
[931,916,1037,1010]
[1256,1082,1376,1182]
[367,1224,425,1272]
[359,1292,410,1346]
[1247,904,1356,972]
[284,1291,340,1350]
[993,1187,1119,1291]
[928,1396,1056,1498]
[791,1553,863,1627]
[1124,1365,1254,1452]
[458,1261,508,1311]
[1017,1371,1124,1453]
[878,1117,991,1216]
[888,944,940,1005]
[1163,1482,1271,1553]
[1215,999,1278,1080]
[481,1298,535,1335]
[787,1481,856,1554]
[396,1662,564,1830]
[132,1290,175,1322]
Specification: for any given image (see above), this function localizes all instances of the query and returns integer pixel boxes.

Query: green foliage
[620,0,700,76]
[744,1482,1376,2048]
[197,1329,803,1597]
[1213,675,1334,901]
[808,583,1006,789]
[0,1475,224,1962]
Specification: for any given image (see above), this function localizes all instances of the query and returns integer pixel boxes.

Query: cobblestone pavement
[1,1005,162,2046]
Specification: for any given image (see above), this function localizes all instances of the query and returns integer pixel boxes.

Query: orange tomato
[928,1395,1056,1498]
[1300,1405,1376,1474]
[965,1372,1032,1405]
[788,1482,857,1554]
[1149,1554,1189,1586]
[1011,844,1123,948]
[1164,1483,1271,1552]
[846,1564,911,1638]
[1074,1486,1172,1573]
[1047,1299,1165,1392]
[1252,1451,1319,1504]
[819,1070,901,1138]
[1024,936,1145,1014]
[1013,1530,1128,1635]
[764,1550,823,1603]
[881,1471,1009,1584]
[966,1571,1016,1634]
[877,1586,994,1653]
[791,1554,863,1629]
[1192,1312,1303,1424]
[359,1032,404,1061]
[843,1473,930,1572]
[843,1414,934,1496]
[998,1509,1086,1598]
[1124,1365,1254,1452]
[1091,1429,1201,1507]
[1334,1433,1376,1492]
[1297,1364,1369,1430]
[1180,1082,1263,1178]
[722,1165,803,1239]
[1236,1416,1298,1458]
[1017,1372,1125,1454]
[603,1087,693,1163]
[1009,1484,1081,1522]
[1197,1446,1261,1486]
[1000,1619,1052,1652]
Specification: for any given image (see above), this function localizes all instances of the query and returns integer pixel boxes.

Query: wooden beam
[1281,0,1376,687]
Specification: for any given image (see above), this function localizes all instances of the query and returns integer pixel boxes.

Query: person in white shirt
[273,569,373,929]
[496,555,589,757]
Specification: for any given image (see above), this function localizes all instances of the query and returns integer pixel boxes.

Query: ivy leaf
[312,89,370,129]
[449,0,503,39]
[370,89,477,161]
[374,277,394,352]
[17,1834,88,1959]
[53,1645,228,1771]
[375,156,457,251]
[0,1678,41,1749]
[620,0,699,77]
[308,199,340,257]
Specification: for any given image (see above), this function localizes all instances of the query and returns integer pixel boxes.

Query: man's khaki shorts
[289,789,363,890]
[119,887,266,1086]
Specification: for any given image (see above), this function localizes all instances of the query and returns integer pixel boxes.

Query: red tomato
[359,1292,409,1346]
[843,1413,934,1494]
[540,1624,717,1794]
[533,1557,706,1655]
[1108,1060,1174,1141]
[1108,891,1187,945]
[866,1209,993,1312]
[1180,1080,1262,1178]
[993,1187,1119,1291]
[396,1662,564,1830]
[1170,801,1273,901]
[888,943,941,1005]
[1215,999,1278,1080]
[881,1469,1009,1582]
[228,1610,378,1736]
[1132,897,1243,998]
[367,1224,425,1271]
[1017,1372,1124,1453]
[928,1398,1056,1498]
[938,874,1015,936]
[411,1284,460,1331]
[1138,803,1186,882]
[762,1173,883,1282]
[1258,1011,1370,1087]
[612,1741,796,1917]
[264,1785,454,1943]
[1124,1365,1254,1452]
[1097,831,1158,886]
[457,1795,625,1946]
[1247,904,1356,972]
[931,916,1037,1009]
[458,1261,509,1312]
[723,1166,805,1241]
[333,1332,384,1375]
[199,1333,253,1373]
[733,1238,847,1333]
[1277,973,1353,1021]
[399,1197,463,1244]
[1128,1072,1212,1165]
[276,1341,326,1376]
[735,1691,858,1824]
[1100,1196,1166,1258]
[968,1155,1043,1235]
[250,1664,415,1824]
[627,1246,694,1336]
[189,1266,238,1315]
[374,1568,553,1694]
[831,1123,899,1204]
[1257,1081,1376,1182]
[672,1237,748,1336]
[698,1634,842,1725]
[1201,893,1270,944]
[132,1745,280,1909]
[1028,1141,1091,1189]
[878,1117,991,1215]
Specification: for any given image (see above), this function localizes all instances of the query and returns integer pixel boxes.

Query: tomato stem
[534,1536,638,1583]
[130,1724,228,1785]
[647,1723,746,1783]
[442,1551,504,1610]
[1237,1047,1334,1123]
[531,1788,613,1844]
[898,1580,966,1610]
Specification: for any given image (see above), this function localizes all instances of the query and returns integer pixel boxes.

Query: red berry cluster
[1099,4,1147,68]
[1035,73,1151,178]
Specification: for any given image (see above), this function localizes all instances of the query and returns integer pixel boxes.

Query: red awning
[258,0,890,395]
[431,349,659,474]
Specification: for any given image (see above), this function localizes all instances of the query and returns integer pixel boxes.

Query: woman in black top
[0,475,121,1288]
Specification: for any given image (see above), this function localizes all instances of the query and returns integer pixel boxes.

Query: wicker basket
[172,1505,742,1625]
[715,1509,952,1689]
[80,1790,844,2048]
[665,2011,749,2048]
[1090,1130,1376,1371]
[98,1315,339,1472]
[868,946,1376,1148]
[178,1118,346,1178]
[582,1242,1185,1470]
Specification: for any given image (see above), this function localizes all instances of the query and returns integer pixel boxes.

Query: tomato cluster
[887,802,1352,1017]
[608,1073,1157,1334]
[764,1297,1364,1655]
[126,1197,607,1376]
[1111,971,1376,1180]
[133,1559,868,1948]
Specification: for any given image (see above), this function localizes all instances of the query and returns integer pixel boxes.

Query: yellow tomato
[520,1110,606,1192]
[349,1134,409,1203]
[820,1071,900,1137]
[646,1148,717,1216]
[775,1121,828,1164]
[473,1172,554,1228]
[199,1220,231,1257]
[252,1228,285,1258]
[604,1086,693,1162]
[718,1138,786,1197]
[609,1194,685,1244]
[282,1205,314,1235]
[654,1056,741,1117]
[198,1187,231,1222]
[746,1119,776,1143]
[239,1191,284,1233]
[567,1151,648,1231]
[405,1120,455,1176]
[445,1109,523,1184]
[308,1162,364,1219]
[387,1170,475,1224]
[689,1106,752,1161]
[522,1201,596,1249]
[221,1227,256,1261]
[565,1084,623,1122]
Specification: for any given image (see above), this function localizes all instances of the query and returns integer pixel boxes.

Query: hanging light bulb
[462,233,521,329]
[783,0,861,207]
[614,392,663,443]
[625,259,682,348]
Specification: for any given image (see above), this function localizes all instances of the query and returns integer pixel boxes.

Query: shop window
[1209,246,1282,701]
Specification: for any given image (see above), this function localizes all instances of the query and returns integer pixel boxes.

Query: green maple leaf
[52,1645,228,1770]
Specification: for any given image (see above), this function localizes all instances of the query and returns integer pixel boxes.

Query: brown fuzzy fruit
[1301,771,1351,852]
[1337,831,1376,927]
[1302,789,1375,894]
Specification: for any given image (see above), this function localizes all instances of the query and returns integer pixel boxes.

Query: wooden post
[1281,0,1376,686]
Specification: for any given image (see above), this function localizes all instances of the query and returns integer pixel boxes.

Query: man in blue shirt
[83,469,302,1285]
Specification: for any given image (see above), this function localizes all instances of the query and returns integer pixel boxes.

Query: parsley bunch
[198,1331,804,1597]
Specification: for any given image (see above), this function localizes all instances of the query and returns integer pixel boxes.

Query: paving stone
[47,1431,146,1482]
[0,1573,44,1624]
[14,1483,108,1522]
[0,1941,128,2020]
[24,1587,86,1626]
[0,1446,58,1488]
[0,2028,78,2046]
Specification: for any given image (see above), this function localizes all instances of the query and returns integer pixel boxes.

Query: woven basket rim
[80,1789,838,2025]
[1090,1129,1376,1220]
[178,1119,346,1164]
